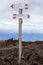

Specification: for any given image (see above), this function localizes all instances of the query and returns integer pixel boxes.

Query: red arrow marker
[27,14,30,18]
[25,4,28,6]
[25,4,28,10]
[11,4,14,9]
[13,14,16,19]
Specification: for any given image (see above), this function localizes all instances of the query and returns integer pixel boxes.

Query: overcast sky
[0,0,43,33]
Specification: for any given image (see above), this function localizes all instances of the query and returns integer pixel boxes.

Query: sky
[0,0,43,41]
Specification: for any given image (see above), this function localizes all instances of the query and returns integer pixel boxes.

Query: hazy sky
[0,0,43,33]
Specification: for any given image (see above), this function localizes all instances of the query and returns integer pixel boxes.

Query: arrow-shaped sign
[11,4,14,9]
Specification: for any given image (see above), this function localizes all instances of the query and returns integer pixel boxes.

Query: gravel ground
[0,42,43,65]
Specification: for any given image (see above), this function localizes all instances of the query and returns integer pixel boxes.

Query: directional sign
[11,4,14,9]
[10,3,29,10]
[25,4,28,10]
[27,14,30,18]
[13,14,16,19]
[11,3,30,19]
[12,14,30,19]
[10,3,30,64]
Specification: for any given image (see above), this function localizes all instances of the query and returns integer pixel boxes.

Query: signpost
[19,9,22,64]
[10,3,30,64]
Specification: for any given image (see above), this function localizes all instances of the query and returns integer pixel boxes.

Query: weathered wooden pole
[19,9,23,64]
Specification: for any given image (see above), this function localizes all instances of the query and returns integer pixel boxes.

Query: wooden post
[19,9,22,64]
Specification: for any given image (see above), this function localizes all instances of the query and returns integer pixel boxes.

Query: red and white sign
[27,14,30,18]
[12,14,30,19]
[25,4,28,10]
[10,3,30,19]
[13,14,16,19]
[11,4,14,9]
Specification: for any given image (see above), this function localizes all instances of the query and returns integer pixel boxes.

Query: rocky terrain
[0,38,43,65]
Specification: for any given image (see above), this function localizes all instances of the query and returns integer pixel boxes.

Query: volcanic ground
[0,38,43,65]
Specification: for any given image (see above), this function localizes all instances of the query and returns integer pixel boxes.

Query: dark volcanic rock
[0,40,43,65]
